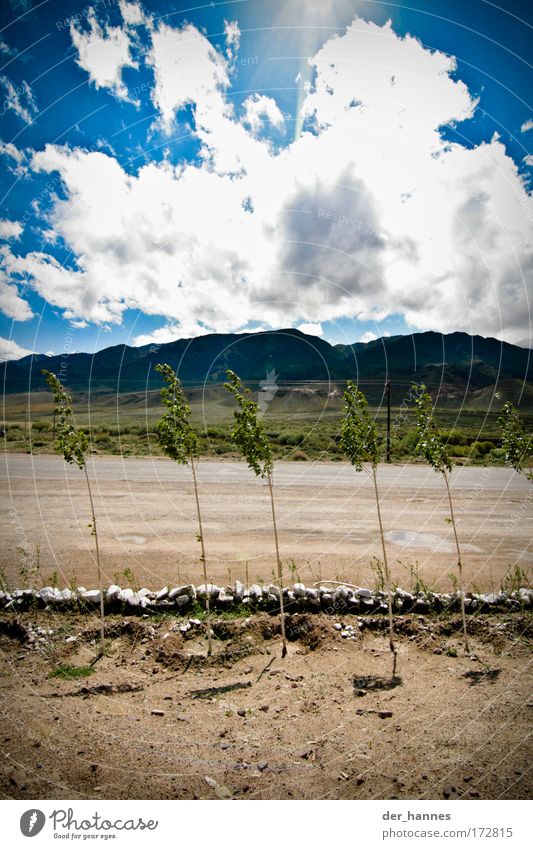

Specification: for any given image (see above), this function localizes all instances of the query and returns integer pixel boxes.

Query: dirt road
[1,454,531,592]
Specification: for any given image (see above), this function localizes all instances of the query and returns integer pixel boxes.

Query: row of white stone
[0,581,531,613]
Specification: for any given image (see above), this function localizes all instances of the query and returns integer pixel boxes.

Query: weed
[49,665,94,680]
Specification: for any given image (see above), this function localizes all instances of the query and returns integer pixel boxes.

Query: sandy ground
[0,609,531,801]
[1,454,532,593]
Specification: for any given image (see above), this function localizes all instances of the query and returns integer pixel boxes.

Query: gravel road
[1,454,531,591]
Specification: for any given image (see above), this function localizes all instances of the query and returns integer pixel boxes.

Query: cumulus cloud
[0,76,37,123]
[0,336,33,361]
[521,119,533,133]
[133,322,210,346]
[2,16,531,344]
[70,9,138,100]
[298,322,323,336]
[147,22,229,133]
[0,276,34,321]
[0,219,23,240]
[243,94,284,134]
[224,19,240,60]
[0,139,27,176]
[119,0,146,26]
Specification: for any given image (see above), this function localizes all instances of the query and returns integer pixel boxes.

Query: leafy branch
[42,370,105,656]
[155,363,212,655]
[498,400,532,480]
[339,381,396,667]
[412,384,470,654]
[224,370,287,658]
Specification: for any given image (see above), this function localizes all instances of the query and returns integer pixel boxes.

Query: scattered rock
[378,710,393,719]
[214,783,233,799]
[151,709,165,717]
[443,784,458,799]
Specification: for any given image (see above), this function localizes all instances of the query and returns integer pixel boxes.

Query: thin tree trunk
[267,472,287,658]
[83,464,105,657]
[190,458,212,656]
[443,470,470,654]
[371,465,396,662]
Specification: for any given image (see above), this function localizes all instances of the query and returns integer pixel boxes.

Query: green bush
[32,419,51,432]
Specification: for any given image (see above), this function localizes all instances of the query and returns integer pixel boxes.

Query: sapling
[42,370,105,656]
[498,400,532,480]
[339,381,396,665]
[412,384,470,654]
[155,363,213,655]
[224,370,287,658]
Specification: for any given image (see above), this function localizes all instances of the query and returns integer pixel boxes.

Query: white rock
[39,587,59,603]
[82,590,102,604]
[333,623,342,631]
[293,583,306,597]
[156,587,169,601]
[340,630,350,638]
[249,584,263,600]
[60,588,74,603]
[106,584,121,601]
[355,587,373,598]
[197,583,219,599]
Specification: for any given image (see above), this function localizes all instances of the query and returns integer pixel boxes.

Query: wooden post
[386,380,391,463]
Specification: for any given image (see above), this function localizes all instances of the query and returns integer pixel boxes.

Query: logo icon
[20,809,46,837]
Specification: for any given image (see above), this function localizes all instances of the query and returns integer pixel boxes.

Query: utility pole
[386,380,391,463]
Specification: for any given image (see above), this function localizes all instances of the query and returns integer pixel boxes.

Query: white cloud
[0,38,14,56]
[298,322,323,336]
[524,154,533,167]
[521,119,533,133]
[243,94,284,134]
[70,9,137,101]
[133,322,209,346]
[147,22,229,133]
[0,76,37,124]
[360,331,378,343]
[0,219,23,240]
[224,20,240,58]
[119,0,146,26]
[0,335,33,361]
[0,273,34,321]
[0,140,25,164]
[3,16,531,345]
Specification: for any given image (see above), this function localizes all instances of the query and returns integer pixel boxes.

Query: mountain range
[2,329,531,407]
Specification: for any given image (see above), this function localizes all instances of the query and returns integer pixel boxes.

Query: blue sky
[0,0,531,359]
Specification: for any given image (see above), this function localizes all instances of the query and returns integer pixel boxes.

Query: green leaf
[339,381,383,470]
[223,370,273,478]
[154,363,198,464]
[41,370,87,469]
[498,400,531,475]
[411,383,452,474]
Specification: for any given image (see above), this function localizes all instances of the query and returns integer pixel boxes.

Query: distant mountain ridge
[1,329,531,405]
